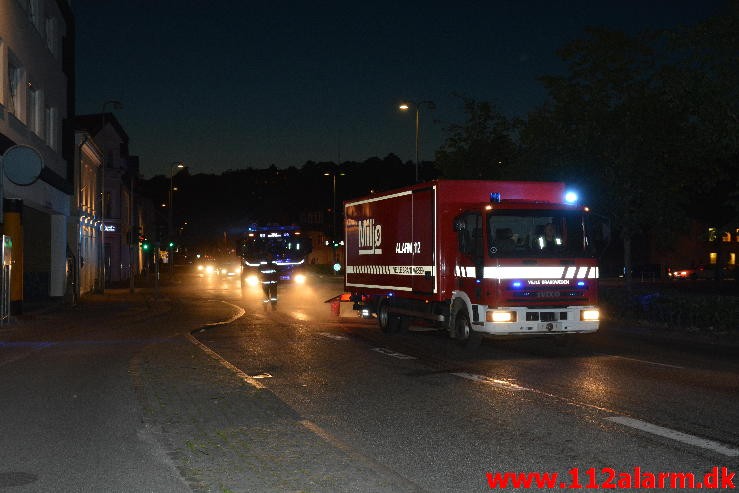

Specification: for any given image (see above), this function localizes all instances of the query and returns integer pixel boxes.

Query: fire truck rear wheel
[378,300,391,333]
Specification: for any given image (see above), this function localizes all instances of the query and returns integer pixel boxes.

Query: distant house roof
[74,113,129,143]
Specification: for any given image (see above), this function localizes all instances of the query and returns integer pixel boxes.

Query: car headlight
[294,273,307,284]
[581,309,600,321]
[197,265,204,271]
[205,265,214,274]
[246,275,259,287]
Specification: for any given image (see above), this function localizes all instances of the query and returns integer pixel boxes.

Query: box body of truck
[344,180,600,342]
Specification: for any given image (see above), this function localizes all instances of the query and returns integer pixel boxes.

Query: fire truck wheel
[378,300,392,333]
[455,313,482,350]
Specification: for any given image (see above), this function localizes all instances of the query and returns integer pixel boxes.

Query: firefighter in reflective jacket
[259,256,280,303]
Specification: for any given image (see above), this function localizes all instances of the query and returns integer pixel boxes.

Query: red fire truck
[344,180,603,347]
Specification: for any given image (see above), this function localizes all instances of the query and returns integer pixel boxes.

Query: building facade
[75,113,139,286]
[0,0,74,308]
[71,130,102,297]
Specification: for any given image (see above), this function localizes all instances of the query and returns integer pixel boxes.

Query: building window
[709,252,717,265]
[104,191,112,217]
[45,106,57,150]
[29,0,43,34]
[722,231,731,242]
[8,60,22,117]
[15,0,29,13]
[45,16,59,58]
[730,253,736,266]
[27,83,41,135]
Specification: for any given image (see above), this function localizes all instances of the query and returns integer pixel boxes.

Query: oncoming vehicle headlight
[581,309,600,321]
[205,265,215,274]
[486,310,517,323]
[197,264,204,271]
[294,273,307,284]
[246,275,259,287]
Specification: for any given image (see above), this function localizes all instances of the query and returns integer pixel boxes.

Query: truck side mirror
[455,219,469,254]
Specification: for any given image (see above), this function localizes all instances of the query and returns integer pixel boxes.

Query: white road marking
[598,353,685,369]
[185,333,265,389]
[249,372,273,379]
[203,300,246,326]
[371,347,417,360]
[452,372,528,391]
[606,416,739,457]
[452,371,737,457]
[318,332,349,341]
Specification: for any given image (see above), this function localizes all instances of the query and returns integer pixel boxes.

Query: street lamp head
[399,103,410,111]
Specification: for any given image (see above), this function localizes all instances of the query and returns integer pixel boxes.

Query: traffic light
[141,238,151,251]
[167,240,175,249]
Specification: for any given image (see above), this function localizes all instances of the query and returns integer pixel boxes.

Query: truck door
[412,187,436,293]
[455,211,484,300]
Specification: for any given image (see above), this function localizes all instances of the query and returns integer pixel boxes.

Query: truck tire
[378,299,392,333]
[455,312,482,350]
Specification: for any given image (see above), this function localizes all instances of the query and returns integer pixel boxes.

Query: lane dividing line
[606,416,739,457]
[318,332,349,341]
[371,347,417,360]
[452,372,529,391]
[185,333,265,390]
[597,353,685,369]
[453,371,738,458]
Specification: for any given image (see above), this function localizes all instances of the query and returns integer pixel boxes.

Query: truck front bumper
[475,305,599,335]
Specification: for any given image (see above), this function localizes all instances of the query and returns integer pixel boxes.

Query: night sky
[73,1,725,178]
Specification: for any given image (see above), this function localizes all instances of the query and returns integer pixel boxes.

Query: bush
[600,286,739,334]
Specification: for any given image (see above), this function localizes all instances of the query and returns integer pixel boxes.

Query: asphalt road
[1,272,737,492]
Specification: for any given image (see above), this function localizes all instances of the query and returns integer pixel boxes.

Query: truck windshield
[488,210,592,258]
[240,235,309,263]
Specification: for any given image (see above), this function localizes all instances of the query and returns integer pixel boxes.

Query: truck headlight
[581,309,600,321]
[487,310,517,323]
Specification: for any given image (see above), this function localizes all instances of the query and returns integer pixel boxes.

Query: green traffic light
[168,241,175,248]
[142,242,150,251]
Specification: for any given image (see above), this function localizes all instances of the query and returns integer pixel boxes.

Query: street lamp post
[169,162,185,275]
[399,100,435,183]
[324,168,346,240]
[98,100,123,294]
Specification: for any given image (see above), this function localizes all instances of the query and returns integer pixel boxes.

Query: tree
[435,95,520,180]
[520,23,735,281]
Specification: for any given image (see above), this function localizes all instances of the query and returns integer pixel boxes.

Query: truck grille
[508,290,587,304]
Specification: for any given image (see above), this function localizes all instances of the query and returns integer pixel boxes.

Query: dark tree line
[435,4,738,279]
[141,2,738,273]
[139,154,430,252]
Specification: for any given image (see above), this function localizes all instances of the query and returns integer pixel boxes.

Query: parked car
[669,265,734,280]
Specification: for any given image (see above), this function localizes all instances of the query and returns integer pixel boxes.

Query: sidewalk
[0,284,172,343]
